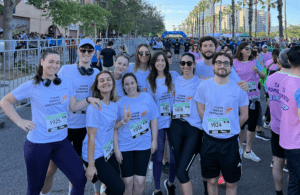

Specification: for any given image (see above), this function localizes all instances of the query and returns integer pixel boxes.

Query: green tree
[211,0,220,37]
[197,0,210,36]
[260,0,277,38]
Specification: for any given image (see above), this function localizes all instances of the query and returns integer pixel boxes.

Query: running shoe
[270,160,274,167]
[218,174,225,185]
[164,179,176,195]
[243,150,261,162]
[152,191,163,195]
[263,122,271,129]
[256,131,271,141]
[283,164,289,173]
[243,140,246,145]
[162,162,170,173]
[149,161,153,170]
[262,116,266,122]
[100,184,107,194]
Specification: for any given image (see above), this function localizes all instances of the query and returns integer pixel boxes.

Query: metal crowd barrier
[0,37,147,118]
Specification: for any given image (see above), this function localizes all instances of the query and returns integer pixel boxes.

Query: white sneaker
[263,122,271,129]
[100,183,107,194]
[148,161,153,170]
[262,116,266,122]
[243,150,261,162]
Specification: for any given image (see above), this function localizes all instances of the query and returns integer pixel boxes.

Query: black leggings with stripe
[168,119,203,184]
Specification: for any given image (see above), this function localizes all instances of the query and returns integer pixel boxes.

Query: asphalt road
[0,49,289,195]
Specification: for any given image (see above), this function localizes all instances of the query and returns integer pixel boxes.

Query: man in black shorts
[183,39,191,53]
[173,39,181,62]
[195,52,249,195]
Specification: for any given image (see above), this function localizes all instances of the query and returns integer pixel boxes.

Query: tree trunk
[268,4,271,38]
[229,12,231,34]
[277,0,283,48]
[213,2,215,37]
[220,0,222,34]
[202,11,205,36]
[198,12,200,38]
[232,0,235,39]
[248,0,253,37]
[243,1,245,33]
[284,0,287,40]
[255,0,257,38]
[118,20,121,38]
[106,18,110,38]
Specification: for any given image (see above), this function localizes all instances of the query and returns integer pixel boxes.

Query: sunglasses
[215,60,230,67]
[79,49,94,54]
[244,47,251,50]
[180,61,193,66]
[138,51,150,56]
[167,55,172,58]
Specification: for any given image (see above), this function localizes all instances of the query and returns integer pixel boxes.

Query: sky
[147,0,300,31]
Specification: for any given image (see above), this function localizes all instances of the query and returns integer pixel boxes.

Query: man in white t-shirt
[195,52,249,195]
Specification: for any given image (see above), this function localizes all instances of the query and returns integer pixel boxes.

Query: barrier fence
[0,38,147,118]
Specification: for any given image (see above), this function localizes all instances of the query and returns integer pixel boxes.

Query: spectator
[91,39,102,71]
[100,41,116,71]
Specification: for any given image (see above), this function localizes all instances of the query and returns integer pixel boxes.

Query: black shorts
[174,50,180,54]
[184,49,189,52]
[201,133,242,183]
[271,131,285,158]
[120,149,151,178]
[241,101,260,132]
[67,127,87,157]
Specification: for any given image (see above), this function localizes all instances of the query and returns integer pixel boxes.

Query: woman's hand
[122,104,132,123]
[88,97,102,111]
[115,149,123,164]
[151,140,158,154]
[85,165,97,182]
[17,119,36,132]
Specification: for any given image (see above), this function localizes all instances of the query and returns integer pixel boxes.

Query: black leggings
[83,155,125,195]
[168,119,203,184]
[67,128,87,157]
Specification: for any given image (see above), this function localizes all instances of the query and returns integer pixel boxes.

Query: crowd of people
[0,34,300,195]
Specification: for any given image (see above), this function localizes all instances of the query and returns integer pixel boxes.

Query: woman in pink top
[266,49,280,74]
[189,42,201,61]
[233,42,266,162]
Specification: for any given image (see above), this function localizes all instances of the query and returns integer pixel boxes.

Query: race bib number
[72,110,86,114]
[208,118,231,134]
[129,119,149,139]
[46,112,68,133]
[160,103,170,116]
[247,81,256,92]
[172,103,190,119]
[103,139,114,162]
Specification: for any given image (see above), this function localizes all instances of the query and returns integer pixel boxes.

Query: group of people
[1,34,300,195]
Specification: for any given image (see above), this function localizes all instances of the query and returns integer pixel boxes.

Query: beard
[214,68,231,77]
[202,51,215,60]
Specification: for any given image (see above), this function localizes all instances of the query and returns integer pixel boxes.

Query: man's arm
[197,102,205,121]
[239,106,249,127]
[100,55,104,59]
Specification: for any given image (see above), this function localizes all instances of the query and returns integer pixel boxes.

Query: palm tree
[241,0,248,33]
[232,0,235,39]
[211,0,220,37]
[284,0,287,39]
[261,0,276,38]
[219,0,223,34]
[277,0,283,47]
[198,0,210,36]
[235,1,243,35]
[249,0,254,37]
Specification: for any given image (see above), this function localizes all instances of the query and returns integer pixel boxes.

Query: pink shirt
[189,50,201,61]
[279,75,300,149]
[233,59,260,98]
[266,72,289,134]
[217,46,221,52]
[196,58,204,63]
[260,52,272,65]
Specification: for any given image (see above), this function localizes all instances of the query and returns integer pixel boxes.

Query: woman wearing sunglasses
[233,43,266,162]
[169,53,203,195]
[127,44,152,92]
[147,51,177,195]
[0,50,102,195]
[113,73,159,195]
[162,49,180,80]
[189,42,201,62]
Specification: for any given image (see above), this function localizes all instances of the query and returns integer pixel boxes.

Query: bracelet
[86,97,90,104]
[121,119,127,125]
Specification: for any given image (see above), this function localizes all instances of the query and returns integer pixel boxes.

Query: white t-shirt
[170,71,180,80]
[147,76,175,130]
[195,78,249,139]
[81,102,118,162]
[117,92,159,152]
[12,77,75,143]
[174,75,202,129]
[195,60,241,82]
[127,63,150,92]
[115,78,125,98]
[58,64,100,128]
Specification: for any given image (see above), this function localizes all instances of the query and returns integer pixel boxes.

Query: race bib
[172,103,190,119]
[160,103,170,116]
[46,112,68,133]
[72,110,86,114]
[129,119,149,139]
[103,139,114,162]
[247,81,256,92]
[208,118,231,134]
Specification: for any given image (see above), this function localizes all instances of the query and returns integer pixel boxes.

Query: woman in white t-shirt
[0,50,101,195]
[162,49,180,80]
[113,73,159,195]
[83,71,132,195]
[113,54,130,99]
[147,51,176,195]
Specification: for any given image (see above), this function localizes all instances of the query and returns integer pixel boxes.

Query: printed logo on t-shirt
[62,95,67,103]
[225,107,233,115]
[172,91,175,97]
[186,96,193,102]
[142,87,147,92]
[141,111,147,117]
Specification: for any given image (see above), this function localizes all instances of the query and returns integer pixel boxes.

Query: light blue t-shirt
[92,45,101,63]
[194,78,249,138]
[127,63,150,92]
[58,64,100,128]
[117,92,159,152]
[194,60,241,82]
[82,102,118,162]
[12,76,75,143]
[170,71,180,80]
[116,78,125,98]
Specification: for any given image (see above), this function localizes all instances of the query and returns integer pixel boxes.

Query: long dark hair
[122,73,141,95]
[234,42,254,61]
[134,44,152,72]
[90,71,117,102]
[180,52,196,75]
[147,51,173,94]
[271,49,280,64]
[33,50,59,84]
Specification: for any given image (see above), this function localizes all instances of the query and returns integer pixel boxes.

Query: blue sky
[147,0,300,31]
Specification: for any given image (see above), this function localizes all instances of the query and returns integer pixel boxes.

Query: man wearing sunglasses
[195,36,248,91]
[100,41,116,71]
[195,52,249,195]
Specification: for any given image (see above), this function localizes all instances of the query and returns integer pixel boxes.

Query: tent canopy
[161,31,187,38]
[239,32,249,37]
